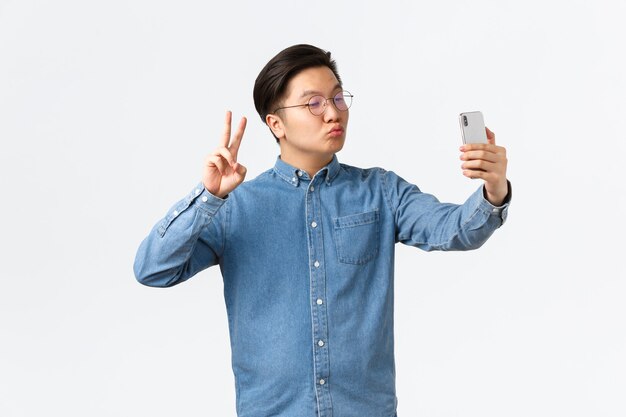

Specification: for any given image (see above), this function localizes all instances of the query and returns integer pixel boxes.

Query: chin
[327,138,344,152]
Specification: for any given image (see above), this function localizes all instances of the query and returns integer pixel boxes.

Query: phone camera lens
[463,116,468,126]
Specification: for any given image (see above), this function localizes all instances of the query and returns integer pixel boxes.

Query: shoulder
[226,167,284,202]
[230,167,275,193]
[338,162,412,188]
[338,162,387,181]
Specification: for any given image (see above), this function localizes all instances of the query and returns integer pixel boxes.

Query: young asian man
[134,43,511,417]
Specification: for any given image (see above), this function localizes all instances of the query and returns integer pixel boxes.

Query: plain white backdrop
[1,0,625,416]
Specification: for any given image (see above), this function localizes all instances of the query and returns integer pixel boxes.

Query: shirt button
[173,210,179,217]
[316,299,323,305]
[318,340,325,347]
[319,379,325,385]
[311,221,317,228]
[195,189,201,195]
[310,186,315,192]
[492,208,501,213]
[314,261,320,268]
[297,170,303,177]
[201,196,208,202]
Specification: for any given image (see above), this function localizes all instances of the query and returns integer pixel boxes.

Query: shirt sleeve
[381,170,511,251]
[133,183,228,287]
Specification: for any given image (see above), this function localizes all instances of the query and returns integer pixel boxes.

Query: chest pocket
[332,209,379,265]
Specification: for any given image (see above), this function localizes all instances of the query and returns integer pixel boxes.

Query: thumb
[234,162,247,179]
[486,127,496,145]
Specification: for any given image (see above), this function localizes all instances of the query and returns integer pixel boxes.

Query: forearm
[133,184,227,287]
[394,182,510,252]
[433,184,510,251]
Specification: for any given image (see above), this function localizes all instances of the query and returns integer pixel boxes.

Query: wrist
[484,180,511,206]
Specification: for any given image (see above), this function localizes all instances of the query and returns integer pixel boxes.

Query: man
[134,44,510,417]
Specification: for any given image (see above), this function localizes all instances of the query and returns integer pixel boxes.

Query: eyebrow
[299,83,342,99]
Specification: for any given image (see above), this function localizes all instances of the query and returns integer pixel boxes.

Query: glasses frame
[273,90,353,116]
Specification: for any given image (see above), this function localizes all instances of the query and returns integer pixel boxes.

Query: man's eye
[308,97,324,108]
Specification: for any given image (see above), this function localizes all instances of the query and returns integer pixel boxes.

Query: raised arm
[133,111,247,287]
[387,127,510,251]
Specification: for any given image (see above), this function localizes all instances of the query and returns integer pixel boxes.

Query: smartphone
[459,111,487,144]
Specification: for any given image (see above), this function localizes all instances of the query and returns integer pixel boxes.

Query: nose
[323,99,342,122]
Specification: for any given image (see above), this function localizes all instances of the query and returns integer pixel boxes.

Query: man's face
[270,66,349,167]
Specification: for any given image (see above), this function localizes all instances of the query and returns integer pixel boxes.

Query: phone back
[459,111,487,144]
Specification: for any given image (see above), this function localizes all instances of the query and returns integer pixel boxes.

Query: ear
[266,113,285,141]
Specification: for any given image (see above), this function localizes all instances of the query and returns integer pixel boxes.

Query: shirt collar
[273,155,341,187]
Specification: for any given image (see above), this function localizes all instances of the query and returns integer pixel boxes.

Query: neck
[280,151,334,178]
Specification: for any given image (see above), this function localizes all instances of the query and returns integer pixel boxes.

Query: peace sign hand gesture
[202,111,248,199]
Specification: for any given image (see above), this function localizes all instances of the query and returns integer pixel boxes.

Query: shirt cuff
[479,180,512,225]
[192,183,227,215]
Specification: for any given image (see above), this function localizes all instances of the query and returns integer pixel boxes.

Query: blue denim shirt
[134,155,510,417]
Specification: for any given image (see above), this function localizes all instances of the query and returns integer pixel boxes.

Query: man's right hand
[202,111,247,199]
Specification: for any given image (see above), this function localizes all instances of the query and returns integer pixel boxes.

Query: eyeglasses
[273,91,353,116]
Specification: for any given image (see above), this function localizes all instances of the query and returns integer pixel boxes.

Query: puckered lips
[328,125,345,138]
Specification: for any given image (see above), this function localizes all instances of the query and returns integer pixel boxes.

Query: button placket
[305,176,332,415]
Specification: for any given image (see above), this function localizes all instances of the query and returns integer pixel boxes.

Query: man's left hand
[460,127,509,206]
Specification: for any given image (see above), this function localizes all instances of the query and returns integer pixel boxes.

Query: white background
[1,0,625,416]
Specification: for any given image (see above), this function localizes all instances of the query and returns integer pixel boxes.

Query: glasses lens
[308,96,326,115]
[334,91,352,111]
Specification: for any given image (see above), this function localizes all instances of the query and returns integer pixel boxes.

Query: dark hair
[253,44,342,141]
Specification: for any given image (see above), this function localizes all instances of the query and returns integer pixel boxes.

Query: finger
[207,154,228,175]
[486,127,496,145]
[460,149,502,163]
[461,159,494,172]
[229,116,247,159]
[460,142,490,152]
[460,143,506,156]
[463,169,487,180]
[233,162,247,180]
[462,170,504,188]
[463,167,501,181]
[212,146,236,167]
[220,111,232,148]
